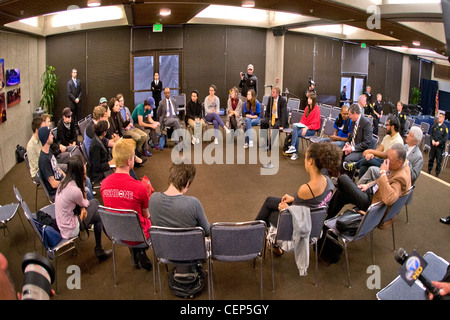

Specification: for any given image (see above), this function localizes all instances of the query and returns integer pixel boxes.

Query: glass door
[132,51,181,107]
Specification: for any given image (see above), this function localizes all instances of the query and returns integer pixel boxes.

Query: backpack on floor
[168,264,206,299]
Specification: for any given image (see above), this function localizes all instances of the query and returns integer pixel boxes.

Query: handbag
[336,209,363,237]
[32,218,62,259]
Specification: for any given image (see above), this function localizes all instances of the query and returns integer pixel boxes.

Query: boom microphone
[394,248,442,300]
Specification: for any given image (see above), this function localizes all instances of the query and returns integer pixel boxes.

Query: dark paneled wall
[284,33,342,108]
[368,46,403,113]
[283,33,314,108]
[47,27,131,121]
[183,25,266,107]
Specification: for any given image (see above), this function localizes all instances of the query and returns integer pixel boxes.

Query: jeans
[245,117,260,143]
[290,125,316,154]
[205,112,225,138]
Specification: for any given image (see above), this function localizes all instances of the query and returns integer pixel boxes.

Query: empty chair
[97,206,151,286]
[330,107,341,120]
[378,186,414,251]
[309,117,335,143]
[286,98,300,114]
[13,185,85,293]
[377,251,449,300]
[0,202,26,249]
[77,117,88,138]
[209,220,266,299]
[422,133,431,154]
[173,93,186,116]
[149,226,209,299]
[420,122,430,134]
[268,206,327,291]
[442,143,450,171]
[320,201,387,287]
[319,104,331,118]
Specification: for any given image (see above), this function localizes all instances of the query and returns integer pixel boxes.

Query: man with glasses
[327,143,411,219]
[344,115,403,178]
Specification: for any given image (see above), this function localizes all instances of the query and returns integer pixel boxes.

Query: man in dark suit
[260,86,288,149]
[67,68,82,125]
[342,103,372,163]
[157,87,182,132]
[151,72,163,116]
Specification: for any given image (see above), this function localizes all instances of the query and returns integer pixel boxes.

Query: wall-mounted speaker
[272,27,287,37]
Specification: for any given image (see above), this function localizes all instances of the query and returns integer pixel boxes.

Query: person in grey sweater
[149,163,210,236]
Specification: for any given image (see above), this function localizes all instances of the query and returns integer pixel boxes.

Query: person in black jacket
[185,90,205,145]
[57,107,77,147]
[428,110,448,178]
[88,120,114,183]
[151,72,163,116]
[239,64,258,98]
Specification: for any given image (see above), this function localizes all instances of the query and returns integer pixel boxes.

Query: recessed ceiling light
[242,0,255,8]
[87,0,101,7]
[159,8,171,16]
[412,41,420,46]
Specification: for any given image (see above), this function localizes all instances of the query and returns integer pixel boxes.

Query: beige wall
[264,30,284,97]
[0,31,45,180]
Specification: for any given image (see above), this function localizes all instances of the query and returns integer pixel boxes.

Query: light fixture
[242,0,255,8]
[159,8,171,16]
[412,40,420,46]
[87,0,101,7]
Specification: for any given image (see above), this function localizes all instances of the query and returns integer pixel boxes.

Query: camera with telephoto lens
[21,252,55,300]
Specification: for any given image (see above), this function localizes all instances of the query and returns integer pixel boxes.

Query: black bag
[336,209,363,237]
[15,145,26,163]
[168,264,206,299]
[36,210,60,233]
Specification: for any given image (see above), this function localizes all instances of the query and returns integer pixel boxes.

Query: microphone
[395,248,442,300]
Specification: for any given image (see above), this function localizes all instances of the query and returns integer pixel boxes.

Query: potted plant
[410,87,421,105]
[40,65,58,116]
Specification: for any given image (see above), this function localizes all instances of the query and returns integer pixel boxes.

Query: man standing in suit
[260,86,288,149]
[151,72,163,116]
[342,103,372,163]
[67,68,82,125]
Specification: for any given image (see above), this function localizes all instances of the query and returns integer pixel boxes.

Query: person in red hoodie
[285,93,321,160]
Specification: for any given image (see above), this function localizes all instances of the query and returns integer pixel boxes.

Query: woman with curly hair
[255,142,341,254]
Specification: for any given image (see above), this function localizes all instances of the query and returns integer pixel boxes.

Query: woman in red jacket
[285,93,321,160]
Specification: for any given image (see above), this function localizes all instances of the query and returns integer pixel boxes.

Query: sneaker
[143,150,152,157]
[290,154,298,160]
[285,146,296,154]
[243,142,249,149]
[343,161,354,171]
[249,140,254,148]
[214,138,219,145]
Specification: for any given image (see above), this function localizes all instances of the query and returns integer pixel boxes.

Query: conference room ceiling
[0,0,447,58]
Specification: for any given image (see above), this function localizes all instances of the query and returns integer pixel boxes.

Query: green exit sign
[153,23,163,32]
[361,43,366,48]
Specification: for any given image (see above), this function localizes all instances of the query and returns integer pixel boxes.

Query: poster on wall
[0,92,6,124]
[7,87,21,108]
[6,68,20,86]
[0,59,4,89]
